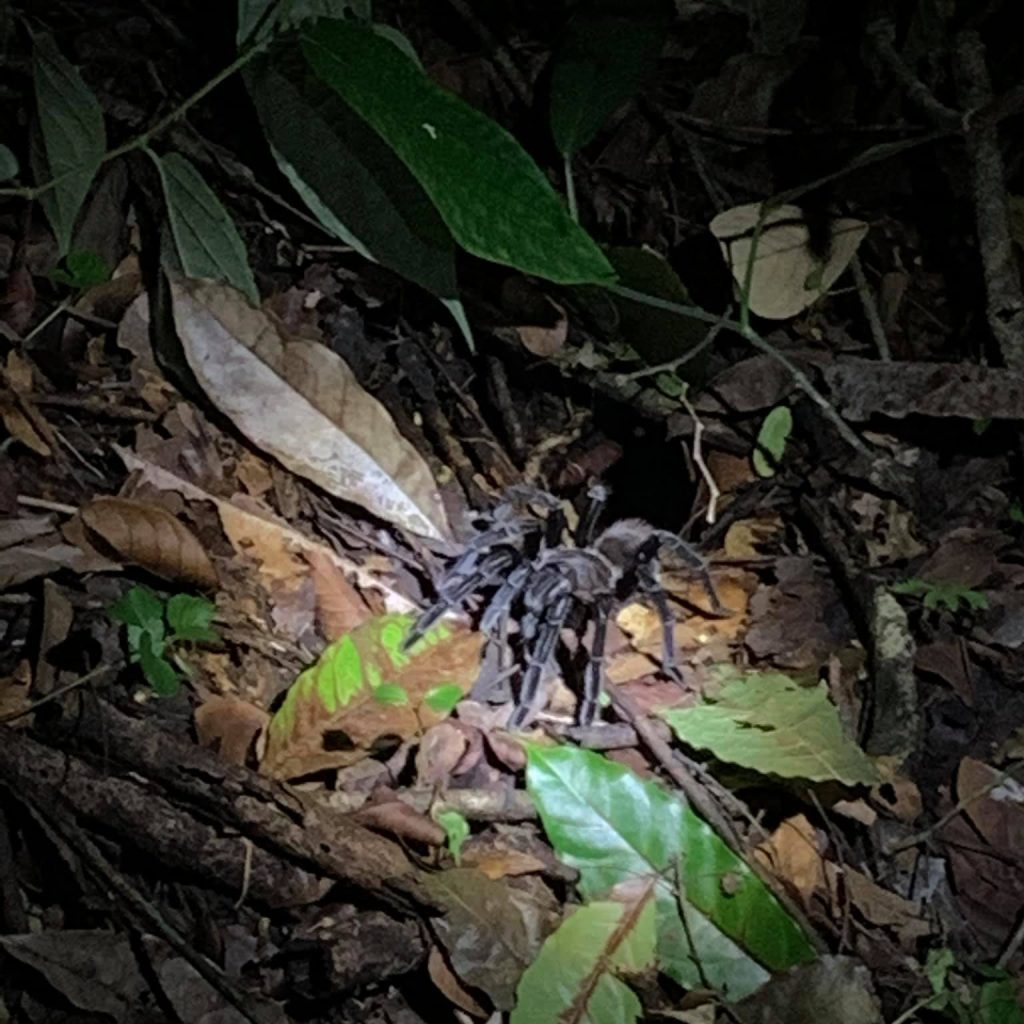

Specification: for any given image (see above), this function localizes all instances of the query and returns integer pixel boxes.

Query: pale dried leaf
[79,495,217,589]
[169,277,449,540]
[0,515,55,549]
[710,203,868,320]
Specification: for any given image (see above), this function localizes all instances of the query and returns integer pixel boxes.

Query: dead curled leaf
[169,276,450,541]
[78,496,217,589]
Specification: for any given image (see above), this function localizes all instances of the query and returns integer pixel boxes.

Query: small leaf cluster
[922,948,1023,1024]
[892,578,989,613]
[108,586,218,696]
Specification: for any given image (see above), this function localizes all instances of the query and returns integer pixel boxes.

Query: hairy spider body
[406,485,721,729]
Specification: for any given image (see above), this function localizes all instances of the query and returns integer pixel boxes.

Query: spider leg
[579,596,613,725]
[404,546,518,649]
[636,564,684,683]
[576,481,610,546]
[654,532,726,613]
[509,578,574,730]
[480,562,532,637]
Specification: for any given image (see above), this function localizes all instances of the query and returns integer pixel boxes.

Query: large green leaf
[300,19,615,285]
[526,745,814,1000]
[151,152,259,305]
[661,670,879,785]
[246,50,462,308]
[549,0,673,156]
[512,892,656,1024]
[31,34,107,256]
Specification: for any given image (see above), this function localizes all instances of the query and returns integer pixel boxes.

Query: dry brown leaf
[415,720,474,786]
[427,945,489,1018]
[35,580,73,697]
[117,446,416,613]
[616,574,749,653]
[0,515,55,548]
[461,848,547,880]
[0,661,33,726]
[169,277,449,540]
[306,547,372,639]
[78,496,217,589]
[0,394,52,456]
[352,799,446,846]
[0,535,118,590]
[723,518,782,558]
[5,350,34,392]
[194,696,269,766]
[754,814,828,902]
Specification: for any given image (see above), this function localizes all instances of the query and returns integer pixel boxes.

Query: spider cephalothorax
[406,484,721,729]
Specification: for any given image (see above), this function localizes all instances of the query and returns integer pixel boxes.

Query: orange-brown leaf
[79,496,217,589]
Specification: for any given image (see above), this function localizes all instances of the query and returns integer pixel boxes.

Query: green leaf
[423,682,463,715]
[50,249,110,289]
[892,579,989,613]
[0,144,18,182]
[138,632,181,696]
[109,585,165,636]
[925,948,955,995]
[237,0,372,45]
[512,895,656,1024]
[603,244,710,374]
[31,34,106,256]
[549,0,673,156]
[978,978,1024,1024]
[151,151,259,305]
[661,669,879,785]
[526,745,814,1000]
[166,593,218,642]
[301,19,615,285]
[245,49,473,347]
[433,808,469,864]
[753,405,792,477]
[371,683,409,706]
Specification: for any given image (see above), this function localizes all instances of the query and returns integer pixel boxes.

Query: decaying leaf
[168,276,450,540]
[0,535,118,590]
[78,495,217,589]
[261,613,483,780]
[426,867,553,1012]
[710,202,868,320]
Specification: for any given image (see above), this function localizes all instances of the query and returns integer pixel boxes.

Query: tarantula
[405,484,722,729]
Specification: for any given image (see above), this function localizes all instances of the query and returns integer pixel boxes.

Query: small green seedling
[50,249,110,290]
[753,405,792,478]
[891,578,989,614]
[432,808,470,865]
[108,586,218,696]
